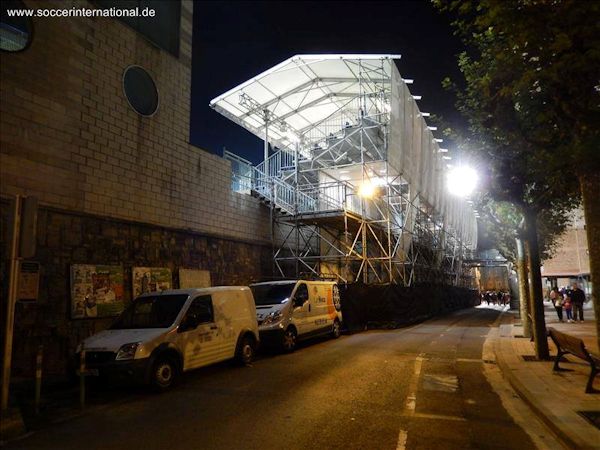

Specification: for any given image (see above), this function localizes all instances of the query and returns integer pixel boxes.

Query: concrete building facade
[0,0,270,378]
[541,209,590,292]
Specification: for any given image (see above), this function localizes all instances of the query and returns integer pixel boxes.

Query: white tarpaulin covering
[210,54,399,152]
[388,63,477,250]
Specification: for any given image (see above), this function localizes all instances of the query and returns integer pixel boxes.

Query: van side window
[294,284,309,306]
[185,295,213,324]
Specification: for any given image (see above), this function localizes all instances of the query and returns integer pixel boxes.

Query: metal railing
[224,150,253,193]
[255,148,297,179]
[252,166,316,215]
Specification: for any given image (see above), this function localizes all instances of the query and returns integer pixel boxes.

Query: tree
[434,0,595,356]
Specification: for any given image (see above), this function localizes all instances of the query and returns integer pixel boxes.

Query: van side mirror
[178,314,199,333]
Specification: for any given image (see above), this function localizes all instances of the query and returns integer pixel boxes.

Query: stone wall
[0,201,272,378]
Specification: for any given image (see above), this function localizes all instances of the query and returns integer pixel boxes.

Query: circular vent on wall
[122,65,159,116]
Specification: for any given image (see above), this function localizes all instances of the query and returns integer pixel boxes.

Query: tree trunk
[579,172,600,351]
[524,209,550,360]
[516,237,532,338]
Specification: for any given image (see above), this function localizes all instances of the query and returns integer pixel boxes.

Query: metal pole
[264,112,269,176]
[79,350,86,410]
[34,345,43,415]
[295,142,299,278]
[1,195,21,412]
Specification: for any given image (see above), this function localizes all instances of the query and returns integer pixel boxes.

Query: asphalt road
[6,307,536,450]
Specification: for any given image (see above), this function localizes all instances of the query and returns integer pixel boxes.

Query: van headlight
[115,342,140,360]
[262,311,282,325]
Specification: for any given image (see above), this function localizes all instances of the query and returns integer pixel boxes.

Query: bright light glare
[447,166,478,197]
[358,182,375,198]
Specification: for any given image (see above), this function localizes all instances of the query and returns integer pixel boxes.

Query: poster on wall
[179,269,211,289]
[70,265,125,319]
[132,267,172,298]
[18,261,40,302]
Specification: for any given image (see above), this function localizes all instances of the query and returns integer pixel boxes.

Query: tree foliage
[434,0,595,215]
[433,0,600,356]
[477,198,572,263]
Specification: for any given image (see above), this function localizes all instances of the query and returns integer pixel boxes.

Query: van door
[291,283,311,336]
[309,283,331,333]
[211,292,238,358]
[179,294,223,370]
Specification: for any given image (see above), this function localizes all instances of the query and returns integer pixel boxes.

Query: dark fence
[340,284,480,331]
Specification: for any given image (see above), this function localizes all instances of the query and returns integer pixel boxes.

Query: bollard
[79,350,85,410]
[34,345,43,415]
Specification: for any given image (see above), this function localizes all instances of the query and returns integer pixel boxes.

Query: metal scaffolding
[213,55,477,286]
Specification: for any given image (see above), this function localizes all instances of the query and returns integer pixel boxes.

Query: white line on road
[397,353,425,450]
[396,430,408,450]
[403,412,466,422]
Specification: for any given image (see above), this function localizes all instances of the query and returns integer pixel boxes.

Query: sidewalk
[492,301,600,449]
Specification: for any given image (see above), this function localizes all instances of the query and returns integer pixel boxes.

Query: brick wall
[542,228,590,276]
[0,0,270,243]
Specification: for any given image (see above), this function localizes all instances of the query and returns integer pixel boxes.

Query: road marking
[396,430,408,450]
[404,412,467,422]
[455,358,483,363]
[397,353,424,450]
[422,374,459,393]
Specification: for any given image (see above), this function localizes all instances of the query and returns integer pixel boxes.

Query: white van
[76,287,259,390]
[250,280,342,352]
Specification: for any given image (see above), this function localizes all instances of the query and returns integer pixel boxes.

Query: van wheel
[151,357,177,391]
[282,327,297,353]
[331,319,341,339]
[236,335,255,365]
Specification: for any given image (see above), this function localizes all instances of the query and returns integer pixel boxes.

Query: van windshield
[111,294,189,329]
[251,283,295,306]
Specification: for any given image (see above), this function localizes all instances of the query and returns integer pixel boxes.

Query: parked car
[76,287,259,390]
[250,280,342,352]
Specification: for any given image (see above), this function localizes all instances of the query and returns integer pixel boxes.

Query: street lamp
[447,166,478,197]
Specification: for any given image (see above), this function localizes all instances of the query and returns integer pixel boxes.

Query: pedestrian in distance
[563,295,573,323]
[549,287,563,322]
[569,282,586,322]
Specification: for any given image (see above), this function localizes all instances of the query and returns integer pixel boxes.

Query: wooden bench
[548,327,600,393]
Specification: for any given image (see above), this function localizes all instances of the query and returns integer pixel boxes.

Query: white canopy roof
[209,54,401,151]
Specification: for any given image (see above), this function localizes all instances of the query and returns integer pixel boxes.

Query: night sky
[189,0,465,164]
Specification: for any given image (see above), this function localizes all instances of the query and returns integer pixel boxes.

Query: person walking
[570,282,586,322]
[563,295,573,323]
[550,287,562,320]
[549,287,563,322]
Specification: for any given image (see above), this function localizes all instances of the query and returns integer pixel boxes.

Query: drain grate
[578,411,600,430]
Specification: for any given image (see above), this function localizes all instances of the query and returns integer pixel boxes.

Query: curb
[492,315,592,450]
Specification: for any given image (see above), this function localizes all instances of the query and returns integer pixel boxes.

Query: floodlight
[447,166,478,197]
[358,182,375,198]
